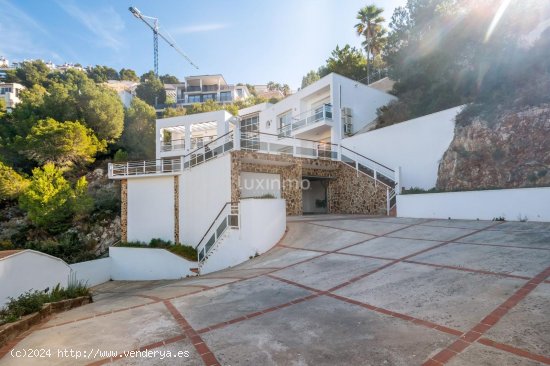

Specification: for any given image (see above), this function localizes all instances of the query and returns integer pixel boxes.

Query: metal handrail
[195,201,235,250]
[184,130,234,158]
[196,202,239,263]
[341,146,394,172]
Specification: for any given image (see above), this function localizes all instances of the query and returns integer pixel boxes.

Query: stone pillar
[121,179,128,242]
[174,176,180,244]
[230,152,241,203]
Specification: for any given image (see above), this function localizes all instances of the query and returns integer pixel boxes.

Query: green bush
[24,232,97,264]
[0,282,89,324]
[18,163,93,232]
[0,161,29,202]
[113,149,129,163]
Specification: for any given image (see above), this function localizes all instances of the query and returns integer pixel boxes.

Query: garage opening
[302,176,331,215]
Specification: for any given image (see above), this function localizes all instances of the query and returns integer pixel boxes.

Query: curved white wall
[342,106,462,190]
[200,199,286,274]
[397,187,550,222]
[0,251,71,306]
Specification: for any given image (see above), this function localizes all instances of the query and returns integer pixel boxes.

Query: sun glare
[484,0,512,43]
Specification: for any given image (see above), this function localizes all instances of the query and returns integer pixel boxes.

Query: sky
[0,0,406,89]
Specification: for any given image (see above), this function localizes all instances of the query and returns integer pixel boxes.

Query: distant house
[165,74,251,107]
[104,80,138,108]
[0,82,25,111]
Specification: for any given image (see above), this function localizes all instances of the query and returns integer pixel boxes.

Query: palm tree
[355,5,386,83]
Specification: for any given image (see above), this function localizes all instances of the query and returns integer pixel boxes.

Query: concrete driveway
[1,216,549,366]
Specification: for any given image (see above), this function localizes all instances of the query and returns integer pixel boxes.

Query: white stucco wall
[200,199,286,274]
[342,106,462,190]
[109,247,195,280]
[240,172,281,198]
[335,74,397,138]
[0,251,71,306]
[127,176,175,243]
[397,187,550,222]
[70,258,112,287]
[156,110,233,159]
[180,153,232,246]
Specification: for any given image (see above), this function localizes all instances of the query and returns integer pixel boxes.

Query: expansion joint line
[422,265,550,365]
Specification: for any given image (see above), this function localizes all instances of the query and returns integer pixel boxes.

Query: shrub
[18,163,94,232]
[91,185,120,218]
[113,149,128,163]
[0,161,29,202]
[24,232,97,264]
[0,282,90,324]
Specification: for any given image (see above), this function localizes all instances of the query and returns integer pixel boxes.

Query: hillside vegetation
[0,64,156,262]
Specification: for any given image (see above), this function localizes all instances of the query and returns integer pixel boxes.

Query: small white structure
[0,250,71,307]
[0,82,25,111]
[104,80,138,108]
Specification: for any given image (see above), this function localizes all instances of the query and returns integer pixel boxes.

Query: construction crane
[129,6,198,76]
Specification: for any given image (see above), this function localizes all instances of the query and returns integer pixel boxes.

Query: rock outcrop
[437,105,550,190]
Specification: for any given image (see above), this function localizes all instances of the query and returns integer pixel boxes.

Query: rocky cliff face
[437,105,550,190]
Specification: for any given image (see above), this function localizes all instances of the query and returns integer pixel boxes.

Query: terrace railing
[160,138,185,152]
[279,104,333,137]
[241,131,338,160]
[108,158,182,178]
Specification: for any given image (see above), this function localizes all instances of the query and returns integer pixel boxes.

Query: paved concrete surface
[1,216,549,366]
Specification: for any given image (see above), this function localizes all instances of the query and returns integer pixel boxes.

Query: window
[188,95,201,103]
[220,92,232,102]
[203,93,216,101]
[240,114,260,150]
[278,111,293,136]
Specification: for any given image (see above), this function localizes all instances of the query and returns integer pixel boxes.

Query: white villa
[109,73,399,273]
[0,82,25,111]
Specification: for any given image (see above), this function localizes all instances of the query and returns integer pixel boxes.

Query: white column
[185,124,192,153]
[394,166,402,194]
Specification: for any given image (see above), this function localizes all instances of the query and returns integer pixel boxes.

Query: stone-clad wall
[231,151,388,216]
[231,151,303,215]
[174,176,180,244]
[121,179,128,242]
[329,163,387,215]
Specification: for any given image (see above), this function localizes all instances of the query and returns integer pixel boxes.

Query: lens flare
[484,0,512,43]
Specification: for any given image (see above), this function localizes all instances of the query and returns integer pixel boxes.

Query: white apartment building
[0,83,25,110]
[165,74,251,106]
[108,73,398,274]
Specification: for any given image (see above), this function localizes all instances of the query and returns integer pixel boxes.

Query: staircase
[195,202,239,271]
